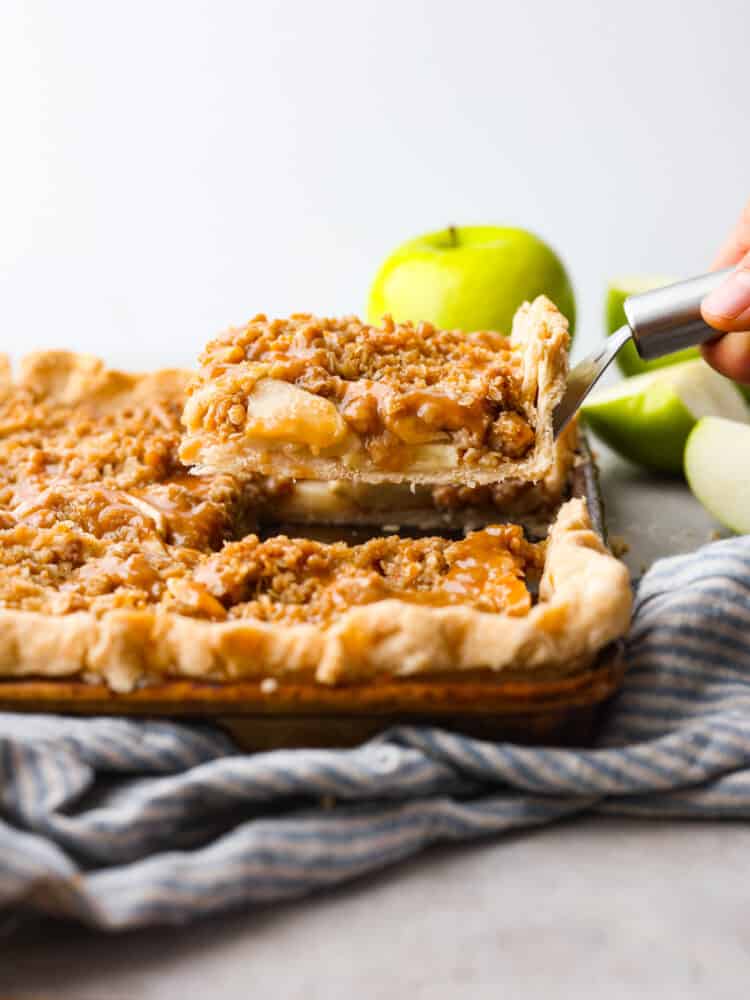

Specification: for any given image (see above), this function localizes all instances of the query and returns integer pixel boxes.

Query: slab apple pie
[180,296,569,486]
[0,300,631,734]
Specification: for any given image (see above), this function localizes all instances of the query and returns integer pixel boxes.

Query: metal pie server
[553,267,734,438]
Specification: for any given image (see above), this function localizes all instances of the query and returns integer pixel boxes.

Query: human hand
[700,198,750,383]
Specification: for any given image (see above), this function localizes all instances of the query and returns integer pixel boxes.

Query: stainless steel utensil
[553,267,734,438]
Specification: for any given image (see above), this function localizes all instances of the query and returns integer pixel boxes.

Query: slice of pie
[179,297,570,486]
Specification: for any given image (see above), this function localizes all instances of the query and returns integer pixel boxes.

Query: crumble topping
[199,313,521,397]
[0,355,257,615]
[0,481,543,621]
[189,525,543,625]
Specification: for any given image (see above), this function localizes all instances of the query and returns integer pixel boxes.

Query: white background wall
[1,0,748,368]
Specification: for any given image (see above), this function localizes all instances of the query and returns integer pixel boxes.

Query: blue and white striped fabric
[3,535,750,929]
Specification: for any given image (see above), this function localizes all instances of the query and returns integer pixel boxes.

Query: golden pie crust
[179,297,570,485]
[0,347,631,694]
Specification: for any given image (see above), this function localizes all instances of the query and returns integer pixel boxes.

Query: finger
[699,199,750,382]
[701,249,750,333]
[711,197,750,269]
[701,332,750,384]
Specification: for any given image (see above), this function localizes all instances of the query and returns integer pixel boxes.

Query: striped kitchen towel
[3,534,750,930]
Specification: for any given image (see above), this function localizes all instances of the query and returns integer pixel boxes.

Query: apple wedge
[685,417,750,533]
[582,359,750,474]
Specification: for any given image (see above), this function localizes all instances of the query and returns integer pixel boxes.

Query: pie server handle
[552,267,735,438]
[626,267,734,360]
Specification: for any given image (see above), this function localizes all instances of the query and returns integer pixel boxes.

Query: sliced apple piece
[243,378,348,451]
[582,359,750,474]
[685,417,750,533]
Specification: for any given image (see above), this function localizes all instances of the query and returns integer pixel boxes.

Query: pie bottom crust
[0,498,632,693]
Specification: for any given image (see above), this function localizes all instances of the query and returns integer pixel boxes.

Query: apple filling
[180,299,570,485]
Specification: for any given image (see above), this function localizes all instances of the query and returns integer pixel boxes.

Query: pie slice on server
[179,297,570,486]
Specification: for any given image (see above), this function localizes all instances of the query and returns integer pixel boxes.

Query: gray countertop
[2,449,745,1000]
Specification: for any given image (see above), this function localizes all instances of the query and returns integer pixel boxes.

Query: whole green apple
[367,225,575,336]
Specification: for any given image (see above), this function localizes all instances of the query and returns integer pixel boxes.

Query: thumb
[701,250,750,333]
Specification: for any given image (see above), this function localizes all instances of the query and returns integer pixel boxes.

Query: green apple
[582,359,750,475]
[685,417,750,533]
[606,276,700,377]
[367,226,575,336]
